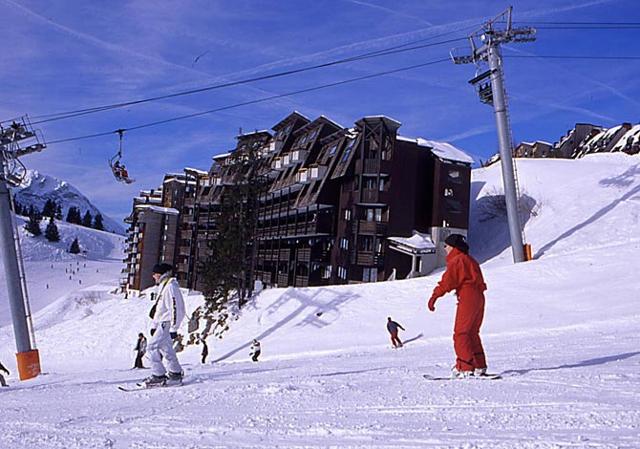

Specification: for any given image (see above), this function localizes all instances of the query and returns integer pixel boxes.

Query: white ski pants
[148,321,182,376]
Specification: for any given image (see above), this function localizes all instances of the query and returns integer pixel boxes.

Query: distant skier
[0,360,9,387]
[133,333,147,369]
[427,234,488,378]
[201,338,209,364]
[386,317,405,348]
[250,339,261,362]
[143,263,186,387]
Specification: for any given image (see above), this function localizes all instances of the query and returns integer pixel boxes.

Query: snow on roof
[212,152,232,160]
[184,167,208,175]
[397,136,474,164]
[388,231,436,253]
[136,205,179,215]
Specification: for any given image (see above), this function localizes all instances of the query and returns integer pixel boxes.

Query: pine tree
[66,207,76,224]
[42,199,56,217]
[69,237,80,254]
[25,213,42,236]
[13,201,23,216]
[44,216,60,242]
[55,204,63,220]
[93,213,104,231]
[82,211,93,228]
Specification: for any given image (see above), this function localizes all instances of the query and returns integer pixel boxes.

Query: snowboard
[423,373,502,381]
[118,379,184,392]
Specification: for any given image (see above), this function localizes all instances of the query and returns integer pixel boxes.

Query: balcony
[294,275,309,287]
[355,220,388,235]
[282,154,292,167]
[356,158,390,174]
[272,157,285,171]
[297,248,311,262]
[279,248,291,260]
[308,165,327,181]
[176,263,189,273]
[277,273,289,286]
[296,168,310,184]
[290,149,308,164]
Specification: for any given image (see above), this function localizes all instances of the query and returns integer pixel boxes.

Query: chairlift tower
[450,6,535,263]
[0,116,45,380]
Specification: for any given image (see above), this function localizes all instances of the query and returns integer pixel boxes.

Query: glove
[170,332,178,340]
[150,328,156,336]
[428,296,437,312]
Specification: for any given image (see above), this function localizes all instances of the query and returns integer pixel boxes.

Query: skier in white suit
[143,263,186,387]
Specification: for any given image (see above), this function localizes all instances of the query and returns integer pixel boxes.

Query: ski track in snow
[1,153,640,448]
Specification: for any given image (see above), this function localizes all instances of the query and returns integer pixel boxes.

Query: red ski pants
[453,292,486,372]
[390,332,403,348]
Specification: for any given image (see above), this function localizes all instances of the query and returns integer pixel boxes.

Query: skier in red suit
[428,234,488,378]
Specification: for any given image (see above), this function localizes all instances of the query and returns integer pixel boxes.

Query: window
[444,188,454,197]
[341,146,352,162]
[364,177,377,190]
[375,208,383,222]
[379,178,387,191]
[445,198,463,214]
[328,144,338,156]
[338,266,347,280]
[363,267,378,282]
[448,169,462,184]
[366,208,374,222]
[322,265,332,279]
[360,236,374,251]
[340,238,349,250]
[344,209,352,220]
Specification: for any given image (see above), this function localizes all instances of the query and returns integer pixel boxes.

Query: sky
[2,0,639,222]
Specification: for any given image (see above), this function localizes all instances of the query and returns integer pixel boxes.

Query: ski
[422,373,502,381]
[118,379,184,392]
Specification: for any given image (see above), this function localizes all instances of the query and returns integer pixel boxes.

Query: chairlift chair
[109,129,135,184]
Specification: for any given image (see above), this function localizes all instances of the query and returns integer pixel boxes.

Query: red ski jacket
[430,248,487,302]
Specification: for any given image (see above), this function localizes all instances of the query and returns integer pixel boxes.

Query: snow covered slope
[0,153,638,448]
[12,170,125,234]
[0,217,124,327]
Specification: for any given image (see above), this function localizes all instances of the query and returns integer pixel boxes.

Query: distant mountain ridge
[11,170,125,235]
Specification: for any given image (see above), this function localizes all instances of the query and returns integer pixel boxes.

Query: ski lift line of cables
[46,57,451,146]
[514,21,640,25]
[20,29,480,126]
[504,55,640,60]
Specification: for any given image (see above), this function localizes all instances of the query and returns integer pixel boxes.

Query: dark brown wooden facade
[122,111,473,292]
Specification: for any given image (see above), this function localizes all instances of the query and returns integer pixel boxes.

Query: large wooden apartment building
[121,112,473,294]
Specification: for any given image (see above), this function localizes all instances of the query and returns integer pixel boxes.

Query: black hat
[152,263,173,275]
[444,234,469,254]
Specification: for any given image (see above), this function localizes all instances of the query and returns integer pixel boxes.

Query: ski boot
[142,374,168,388]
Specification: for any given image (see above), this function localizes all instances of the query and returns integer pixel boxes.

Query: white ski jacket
[151,275,185,333]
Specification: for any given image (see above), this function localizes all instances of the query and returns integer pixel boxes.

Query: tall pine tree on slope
[69,237,81,254]
[44,216,60,242]
[25,211,42,236]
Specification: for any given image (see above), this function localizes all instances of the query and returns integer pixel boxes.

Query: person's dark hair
[444,234,469,254]
[152,263,173,275]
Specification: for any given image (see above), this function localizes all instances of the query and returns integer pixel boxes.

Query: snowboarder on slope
[143,263,186,386]
[0,360,9,387]
[427,234,488,378]
[386,317,405,348]
[133,333,147,369]
[250,339,261,362]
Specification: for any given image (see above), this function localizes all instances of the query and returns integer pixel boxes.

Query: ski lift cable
[19,31,476,126]
[46,57,451,145]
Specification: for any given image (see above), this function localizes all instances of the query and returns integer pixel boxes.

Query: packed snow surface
[1,153,639,448]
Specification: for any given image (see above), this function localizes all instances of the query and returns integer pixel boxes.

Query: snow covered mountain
[0,216,125,327]
[11,170,125,235]
[0,153,639,448]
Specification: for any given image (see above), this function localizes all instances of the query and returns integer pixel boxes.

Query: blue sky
[2,0,639,222]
